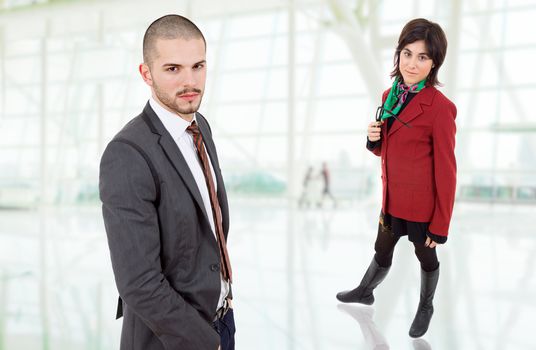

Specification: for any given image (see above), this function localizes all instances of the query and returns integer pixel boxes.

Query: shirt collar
[149,96,197,139]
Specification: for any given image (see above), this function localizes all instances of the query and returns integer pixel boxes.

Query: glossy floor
[0,199,534,349]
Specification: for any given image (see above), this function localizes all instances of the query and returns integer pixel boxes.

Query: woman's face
[398,40,434,85]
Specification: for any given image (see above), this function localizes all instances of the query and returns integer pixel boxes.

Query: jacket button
[210,264,220,272]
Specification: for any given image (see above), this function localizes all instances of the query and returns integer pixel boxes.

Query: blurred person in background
[100,14,235,350]
[298,166,315,209]
[336,18,457,338]
[318,161,337,209]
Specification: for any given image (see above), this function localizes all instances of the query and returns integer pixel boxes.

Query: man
[99,15,235,350]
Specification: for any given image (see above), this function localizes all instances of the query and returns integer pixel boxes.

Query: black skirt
[380,212,429,244]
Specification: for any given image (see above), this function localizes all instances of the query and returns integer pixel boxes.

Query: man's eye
[167,67,178,72]
[193,64,204,70]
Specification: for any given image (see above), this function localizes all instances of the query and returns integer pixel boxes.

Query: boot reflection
[412,338,432,350]
[337,304,389,350]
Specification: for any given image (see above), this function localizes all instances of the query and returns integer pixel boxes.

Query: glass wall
[2,0,535,208]
[1,0,535,348]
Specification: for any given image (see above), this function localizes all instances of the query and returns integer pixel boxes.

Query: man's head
[140,15,207,121]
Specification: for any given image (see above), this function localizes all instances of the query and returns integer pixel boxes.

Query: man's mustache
[176,88,202,96]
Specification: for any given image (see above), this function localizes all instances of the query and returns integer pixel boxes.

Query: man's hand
[425,237,438,248]
[367,121,382,142]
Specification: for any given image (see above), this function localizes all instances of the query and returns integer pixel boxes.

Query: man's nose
[182,69,196,86]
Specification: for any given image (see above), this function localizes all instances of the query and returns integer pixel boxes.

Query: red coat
[369,86,457,238]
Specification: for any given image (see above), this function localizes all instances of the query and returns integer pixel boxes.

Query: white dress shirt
[149,97,230,310]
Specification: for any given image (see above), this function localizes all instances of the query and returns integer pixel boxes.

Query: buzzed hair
[142,14,206,67]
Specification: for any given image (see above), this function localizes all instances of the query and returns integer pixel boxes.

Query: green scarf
[380,77,426,121]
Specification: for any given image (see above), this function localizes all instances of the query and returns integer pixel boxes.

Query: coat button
[210,264,220,272]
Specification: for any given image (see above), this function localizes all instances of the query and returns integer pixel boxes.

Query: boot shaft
[362,257,391,294]
[419,266,440,304]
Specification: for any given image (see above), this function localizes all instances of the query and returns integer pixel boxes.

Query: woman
[336,18,457,338]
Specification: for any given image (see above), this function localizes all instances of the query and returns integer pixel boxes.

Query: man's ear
[139,63,153,86]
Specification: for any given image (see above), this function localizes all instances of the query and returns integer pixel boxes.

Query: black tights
[373,223,439,272]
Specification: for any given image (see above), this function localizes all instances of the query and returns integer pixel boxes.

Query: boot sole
[336,294,374,305]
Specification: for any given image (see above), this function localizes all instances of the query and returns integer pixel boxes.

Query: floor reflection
[0,200,535,349]
[338,304,390,350]
[412,338,432,350]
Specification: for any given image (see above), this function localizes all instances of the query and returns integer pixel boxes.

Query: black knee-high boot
[336,257,390,305]
[409,266,440,338]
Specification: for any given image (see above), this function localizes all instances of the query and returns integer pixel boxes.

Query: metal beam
[0,269,6,350]
[444,0,462,99]
[39,19,51,350]
[326,0,384,103]
[286,1,296,350]
[0,25,4,120]
[300,26,325,166]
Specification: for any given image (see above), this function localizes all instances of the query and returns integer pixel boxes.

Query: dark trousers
[374,223,439,272]
[213,308,236,350]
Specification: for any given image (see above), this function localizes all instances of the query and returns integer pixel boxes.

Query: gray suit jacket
[99,102,231,350]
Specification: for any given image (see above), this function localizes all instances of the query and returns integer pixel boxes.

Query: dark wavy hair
[390,18,448,87]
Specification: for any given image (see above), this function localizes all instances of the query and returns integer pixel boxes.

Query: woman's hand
[425,237,438,248]
[367,121,382,142]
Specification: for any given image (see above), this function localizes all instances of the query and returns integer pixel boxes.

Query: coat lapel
[141,103,211,225]
[196,116,222,193]
[196,113,229,234]
[388,86,436,137]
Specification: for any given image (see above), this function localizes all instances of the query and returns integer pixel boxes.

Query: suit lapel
[196,113,229,233]
[196,115,223,194]
[141,103,211,225]
[388,86,436,137]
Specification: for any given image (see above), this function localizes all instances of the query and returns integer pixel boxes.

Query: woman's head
[391,18,448,86]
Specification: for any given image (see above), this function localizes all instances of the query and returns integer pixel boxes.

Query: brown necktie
[186,120,233,283]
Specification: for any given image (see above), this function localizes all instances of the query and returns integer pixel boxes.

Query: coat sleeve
[366,139,382,156]
[99,140,219,350]
[428,102,457,237]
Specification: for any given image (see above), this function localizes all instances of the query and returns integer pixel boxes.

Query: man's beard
[153,82,203,116]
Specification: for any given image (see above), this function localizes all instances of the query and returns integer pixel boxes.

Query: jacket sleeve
[428,102,457,237]
[366,138,382,156]
[99,140,219,350]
